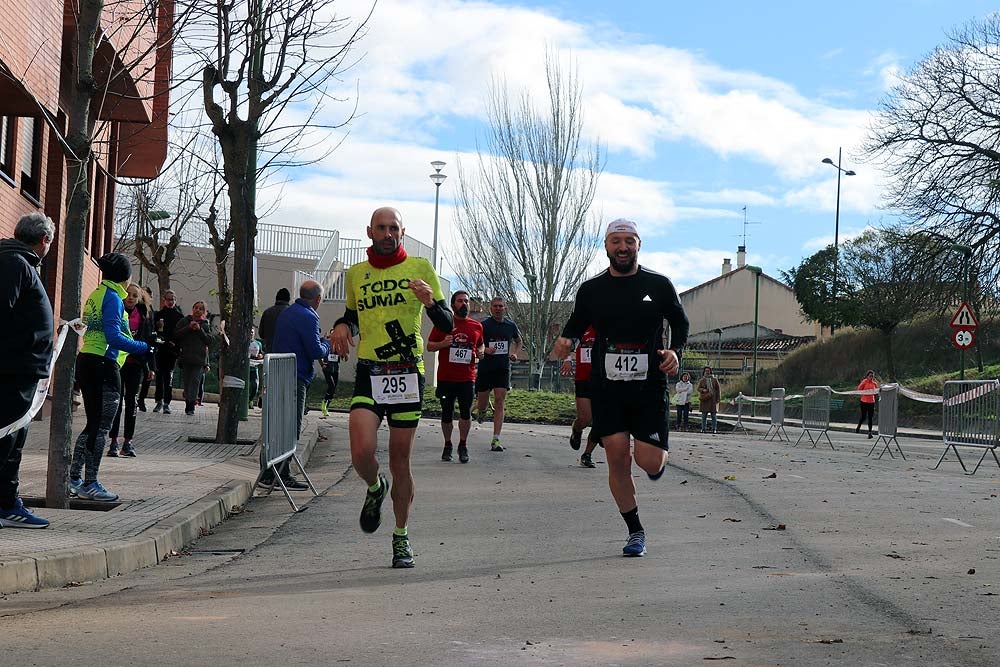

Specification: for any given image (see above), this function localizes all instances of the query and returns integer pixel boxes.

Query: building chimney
[722,258,731,275]
[737,245,746,268]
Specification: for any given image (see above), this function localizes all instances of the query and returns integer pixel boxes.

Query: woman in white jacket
[674,371,693,428]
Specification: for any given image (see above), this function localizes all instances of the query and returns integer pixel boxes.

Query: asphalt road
[1,417,997,666]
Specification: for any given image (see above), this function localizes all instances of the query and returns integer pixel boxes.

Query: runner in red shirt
[427,291,485,463]
[559,325,600,467]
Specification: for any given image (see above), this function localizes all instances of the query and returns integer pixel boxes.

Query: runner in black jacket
[554,219,688,558]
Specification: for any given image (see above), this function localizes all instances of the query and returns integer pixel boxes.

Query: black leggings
[71,354,121,483]
[857,402,875,433]
[111,362,143,440]
[155,350,177,404]
[323,362,339,401]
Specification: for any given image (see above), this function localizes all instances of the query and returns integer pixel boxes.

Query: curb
[0,418,321,595]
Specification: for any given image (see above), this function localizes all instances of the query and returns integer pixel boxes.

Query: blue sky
[263,0,994,292]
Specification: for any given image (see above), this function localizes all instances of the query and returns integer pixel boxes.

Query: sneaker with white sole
[77,481,119,502]
[68,478,83,497]
[392,534,414,568]
[622,530,646,557]
[490,437,504,452]
[0,498,49,528]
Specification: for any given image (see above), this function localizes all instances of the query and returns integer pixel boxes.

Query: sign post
[949,302,979,380]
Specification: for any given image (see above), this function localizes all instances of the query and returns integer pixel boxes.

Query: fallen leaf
[763,472,777,479]
[722,517,742,523]
[703,657,735,661]
[724,475,737,481]
[680,480,688,485]
[763,524,786,531]
[968,568,976,575]
[814,638,844,644]
[884,553,906,560]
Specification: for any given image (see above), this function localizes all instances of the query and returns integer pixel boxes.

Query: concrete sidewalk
[0,403,320,595]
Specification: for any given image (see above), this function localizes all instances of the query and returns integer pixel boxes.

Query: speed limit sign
[952,329,975,350]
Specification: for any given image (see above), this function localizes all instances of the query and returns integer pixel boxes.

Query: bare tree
[451,53,604,387]
[865,15,999,321]
[177,0,370,442]
[21,0,190,507]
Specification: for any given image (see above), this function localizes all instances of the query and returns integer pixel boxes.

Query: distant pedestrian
[259,288,291,353]
[674,371,693,428]
[247,325,263,411]
[268,280,331,489]
[856,370,879,439]
[153,290,183,414]
[319,327,341,418]
[137,286,155,411]
[0,212,55,528]
[174,301,211,416]
[108,283,154,457]
[71,253,149,502]
[696,366,721,434]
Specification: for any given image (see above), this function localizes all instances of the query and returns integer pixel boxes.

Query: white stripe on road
[942,518,973,528]
[785,474,805,479]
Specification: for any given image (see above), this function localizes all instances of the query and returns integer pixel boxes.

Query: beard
[456,305,469,318]
[608,249,637,273]
[373,237,399,255]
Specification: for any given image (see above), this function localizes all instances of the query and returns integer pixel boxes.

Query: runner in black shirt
[475,297,522,451]
[554,218,689,557]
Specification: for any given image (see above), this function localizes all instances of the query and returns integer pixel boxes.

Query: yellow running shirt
[344,256,444,369]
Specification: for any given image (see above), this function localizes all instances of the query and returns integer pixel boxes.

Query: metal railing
[763,387,790,442]
[932,380,1000,475]
[255,353,317,510]
[795,385,834,449]
[869,384,904,460]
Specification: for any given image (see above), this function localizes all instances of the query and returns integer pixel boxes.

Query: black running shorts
[475,366,511,392]
[591,383,669,451]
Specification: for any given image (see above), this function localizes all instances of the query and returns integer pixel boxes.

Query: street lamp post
[947,243,973,380]
[821,148,856,336]
[429,161,447,272]
[524,273,537,391]
[746,266,763,416]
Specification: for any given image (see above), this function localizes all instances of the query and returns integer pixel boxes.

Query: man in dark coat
[258,288,291,353]
[0,212,55,528]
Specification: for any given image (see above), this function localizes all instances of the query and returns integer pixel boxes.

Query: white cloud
[801,224,876,254]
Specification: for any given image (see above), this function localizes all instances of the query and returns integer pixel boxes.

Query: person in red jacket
[427,291,485,464]
[856,370,879,439]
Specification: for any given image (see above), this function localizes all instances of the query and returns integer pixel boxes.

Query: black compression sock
[621,508,643,535]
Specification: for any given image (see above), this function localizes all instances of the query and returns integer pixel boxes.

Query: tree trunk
[46,0,103,508]
[156,269,171,298]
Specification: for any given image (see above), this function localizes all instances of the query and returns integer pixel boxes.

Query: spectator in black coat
[258,288,291,353]
[0,212,55,529]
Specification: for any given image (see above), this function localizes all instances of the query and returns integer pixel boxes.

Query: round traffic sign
[952,328,975,350]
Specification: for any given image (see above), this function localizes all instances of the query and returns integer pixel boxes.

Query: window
[0,116,14,183]
[19,115,42,202]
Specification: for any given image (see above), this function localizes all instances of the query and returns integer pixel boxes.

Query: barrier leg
[967,447,1000,476]
[290,453,320,496]
[821,431,835,450]
[932,444,967,472]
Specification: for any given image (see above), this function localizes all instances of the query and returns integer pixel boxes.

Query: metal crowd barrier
[733,396,750,435]
[932,380,1000,475]
[868,384,904,460]
[794,385,834,449]
[762,387,790,442]
[255,353,318,511]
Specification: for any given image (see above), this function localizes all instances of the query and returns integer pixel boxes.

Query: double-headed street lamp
[821,147,856,336]
[429,161,447,271]
[746,265,762,416]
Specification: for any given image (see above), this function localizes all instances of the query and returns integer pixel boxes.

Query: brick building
[0,0,173,315]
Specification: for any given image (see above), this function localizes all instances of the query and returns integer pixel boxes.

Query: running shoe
[622,530,646,557]
[0,498,49,528]
[121,442,137,457]
[77,481,119,502]
[441,444,453,462]
[68,478,83,497]
[153,402,163,413]
[458,444,469,464]
[137,401,147,412]
[359,474,388,533]
[392,534,414,568]
[107,441,119,457]
[476,409,485,425]
[580,453,596,468]
[162,404,172,414]
[569,430,582,451]
[648,464,666,481]
[280,476,310,491]
[321,400,329,417]
[490,437,504,452]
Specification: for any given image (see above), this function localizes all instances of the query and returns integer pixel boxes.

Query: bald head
[368,207,405,255]
[300,280,323,309]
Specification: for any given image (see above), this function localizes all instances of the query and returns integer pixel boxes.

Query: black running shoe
[392,534,414,568]
[580,453,596,468]
[360,474,388,533]
[121,443,136,457]
[458,444,469,464]
[281,476,310,490]
[647,464,666,481]
[569,430,582,451]
[441,445,453,462]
